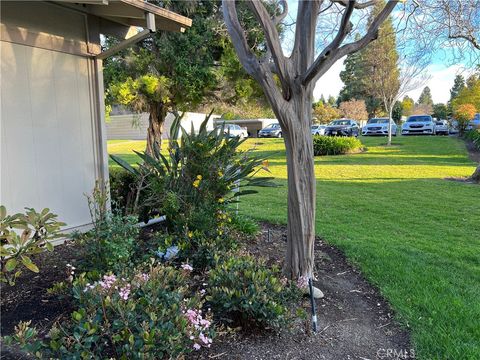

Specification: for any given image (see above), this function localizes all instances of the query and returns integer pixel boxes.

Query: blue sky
[282,1,474,104]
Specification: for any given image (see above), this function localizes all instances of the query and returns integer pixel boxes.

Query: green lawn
[108,136,480,359]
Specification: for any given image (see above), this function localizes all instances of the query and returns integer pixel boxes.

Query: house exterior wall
[0,2,105,231]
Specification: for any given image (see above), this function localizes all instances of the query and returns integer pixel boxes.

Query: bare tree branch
[246,1,291,98]
[332,0,379,10]
[291,0,322,69]
[222,0,261,77]
[304,0,399,85]
[302,0,355,85]
[273,0,289,25]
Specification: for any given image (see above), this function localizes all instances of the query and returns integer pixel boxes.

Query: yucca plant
[111,111,276,233]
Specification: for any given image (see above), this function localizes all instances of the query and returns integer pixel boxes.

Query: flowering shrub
[6,264,215,359]
[207,254,302,329]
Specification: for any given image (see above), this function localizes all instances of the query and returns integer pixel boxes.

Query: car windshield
[330,120,350,126]
[264,124,280,129]
[407,116,431,122]
[368,118,388,124]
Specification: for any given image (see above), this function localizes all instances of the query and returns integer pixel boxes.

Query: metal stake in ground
[309,277,318,333]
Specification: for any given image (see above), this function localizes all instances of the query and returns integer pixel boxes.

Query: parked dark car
[324,119,359,137]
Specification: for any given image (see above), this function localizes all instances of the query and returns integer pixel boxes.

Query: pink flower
[186,309,199,324]
[99,274,117,290]
[193,343,201,351]
[140,273,149,282]
[200,289,206,295]
[296,275,308,289]
[200,318,211,329]
[181,264,193,271]
[199,333,213,346]
[118,284,131,300]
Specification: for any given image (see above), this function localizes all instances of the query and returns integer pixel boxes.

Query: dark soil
[1,224,412,360]
[197,223,412,360]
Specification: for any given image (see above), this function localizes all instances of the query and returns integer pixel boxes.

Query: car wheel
[277,132,282,138]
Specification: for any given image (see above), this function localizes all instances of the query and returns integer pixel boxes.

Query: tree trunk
[468,164,480,183]
[387,105,393,146]
[278,93,316,279]
[146,102,167,156]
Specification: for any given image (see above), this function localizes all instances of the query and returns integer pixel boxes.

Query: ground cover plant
[108,135,480,359]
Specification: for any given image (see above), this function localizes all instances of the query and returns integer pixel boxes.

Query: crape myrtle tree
[222,0,398,280]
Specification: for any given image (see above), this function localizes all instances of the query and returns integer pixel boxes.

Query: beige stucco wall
[1,2,105,231]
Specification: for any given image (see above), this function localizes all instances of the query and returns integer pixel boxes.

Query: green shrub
[229,213,260,236]
[78,214,139,274]
[0,206,65,285]
[76,182,139,274]
[6,264,215,359]
[465,129,480,150]
[313,135,363,156]
[206,254,302,329]
[109,167,138,215]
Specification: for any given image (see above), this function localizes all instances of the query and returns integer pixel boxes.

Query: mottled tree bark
[146,102,167,156]
[223,0,398,279]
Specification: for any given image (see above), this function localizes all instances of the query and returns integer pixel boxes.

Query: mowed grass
[108,136,480,359]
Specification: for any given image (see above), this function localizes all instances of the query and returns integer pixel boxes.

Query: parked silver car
[434,120,449,135]
[311,124,326,136]
[258,123,282,138]
[402,115,435,135]
[362,118,397,136]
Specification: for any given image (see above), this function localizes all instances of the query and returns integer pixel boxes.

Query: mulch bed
[1,223,411,359]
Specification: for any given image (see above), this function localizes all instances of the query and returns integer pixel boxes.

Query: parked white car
[311,124,326,136]
[362,118,397,136]
[434,119,449,135]
[402,115,435,135]
[219,124,248,138]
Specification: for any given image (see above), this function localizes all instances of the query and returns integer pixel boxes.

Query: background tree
[362,0,400,144]
[454,103,476,135]
[392,101,403,123]
[450,75,466,101]
[433,103,449,120]
[417,86,434,107]
[338,99,368,122]
[452,74,480,111]
[223,0,398,280]
[412,103,433,115]
[338,40,383,117]
[105,2,219,154]
[105,1,275,154]
[401,96,414,116]
[313,102,340,124]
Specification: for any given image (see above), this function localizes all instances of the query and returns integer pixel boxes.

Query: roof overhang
[56,0,192,33]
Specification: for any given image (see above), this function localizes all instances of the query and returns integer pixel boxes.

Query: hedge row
[465,129,480,150]
[313,135,364,156]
